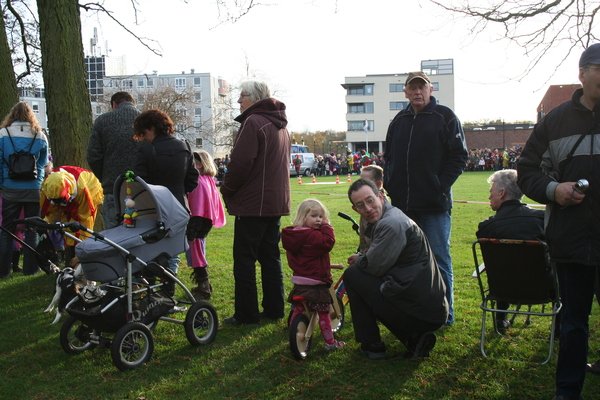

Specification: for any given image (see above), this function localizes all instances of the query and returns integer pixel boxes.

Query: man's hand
[347,253,360,266]
[554,182,585,206]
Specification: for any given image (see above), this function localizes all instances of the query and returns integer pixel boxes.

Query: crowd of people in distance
[308,150,385,177]
[466,146,523,171]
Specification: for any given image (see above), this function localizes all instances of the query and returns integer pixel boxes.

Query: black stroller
[31,173,218,370]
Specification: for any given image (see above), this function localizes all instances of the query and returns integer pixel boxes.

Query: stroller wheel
[111,322,154,371]
[60,316,97,354]
[184,301,218,346]
[330,296,345,333]
[289,314,312,360]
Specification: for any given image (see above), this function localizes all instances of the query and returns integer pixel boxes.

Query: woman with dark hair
[133,109,198,276]
[0,102,49,277]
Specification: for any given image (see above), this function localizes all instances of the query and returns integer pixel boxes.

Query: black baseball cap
[579,43,600,67]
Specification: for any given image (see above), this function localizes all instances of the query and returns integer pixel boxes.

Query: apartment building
[100,70,233,157]
[342,58,455,154]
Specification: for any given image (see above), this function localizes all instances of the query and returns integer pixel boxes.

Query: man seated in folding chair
[476,169,545,334]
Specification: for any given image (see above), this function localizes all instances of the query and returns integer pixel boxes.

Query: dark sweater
[87,102,141,194]
[476,199,545,240]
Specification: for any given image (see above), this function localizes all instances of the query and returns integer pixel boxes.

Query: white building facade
[342,58,455,154]
[100,69,233,157]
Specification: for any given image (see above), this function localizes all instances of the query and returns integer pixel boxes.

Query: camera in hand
[574,179,589,194]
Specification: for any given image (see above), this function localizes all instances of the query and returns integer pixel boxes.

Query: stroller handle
[337,212,359,235]
[16,217,88,234]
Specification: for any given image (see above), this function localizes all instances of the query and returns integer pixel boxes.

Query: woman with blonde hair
[0,102,49,277]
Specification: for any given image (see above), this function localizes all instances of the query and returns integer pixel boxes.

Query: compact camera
[574,179,590,194]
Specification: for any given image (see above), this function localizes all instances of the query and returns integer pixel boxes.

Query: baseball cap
[579,43,600,67]
[405,71,431,85]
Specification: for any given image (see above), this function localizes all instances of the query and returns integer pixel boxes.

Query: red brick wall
[464,128,532,150]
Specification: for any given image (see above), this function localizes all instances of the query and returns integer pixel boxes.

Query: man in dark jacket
[345,179,448,360]
[221,81,291,325]
[476,169,545,333]
[87,92,141,229]
[384,71,467,325]
[517,43,600,400]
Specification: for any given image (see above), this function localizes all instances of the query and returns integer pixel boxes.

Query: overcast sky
[80,0,584,132]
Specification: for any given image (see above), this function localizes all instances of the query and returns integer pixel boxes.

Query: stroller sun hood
[76,175,190,282]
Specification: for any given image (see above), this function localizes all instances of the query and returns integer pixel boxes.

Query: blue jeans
[555,263,597,399]
[0,199,40,276]
[167,255,180,275]
[406,210,454,324]
[101,194,119,230]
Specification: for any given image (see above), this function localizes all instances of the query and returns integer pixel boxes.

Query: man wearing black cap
[517,43,600,400]
[383,71,467,326]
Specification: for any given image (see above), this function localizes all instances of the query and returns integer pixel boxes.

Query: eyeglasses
[354,196,377,211]
[49,197,69,206]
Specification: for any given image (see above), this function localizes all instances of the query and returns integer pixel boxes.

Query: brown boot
[190,267,212,300]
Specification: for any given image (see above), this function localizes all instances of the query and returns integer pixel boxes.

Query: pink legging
[290,303,334,344]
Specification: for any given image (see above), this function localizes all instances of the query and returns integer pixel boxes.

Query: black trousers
[344,264,441,349]
[232,216,285,323]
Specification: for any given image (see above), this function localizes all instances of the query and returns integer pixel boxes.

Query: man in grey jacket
[87,92,141,229]
[345,179,448,359]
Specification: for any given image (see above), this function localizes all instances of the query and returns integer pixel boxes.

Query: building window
[195,91,202,101]
[175,78,186,89]
[122,79,133,88]
[137,78,145,88]
[389,101,408,110]
[194,77,201,87]
[32,102,39,113]
[389,83,405,92]
[431,82,439,91]
[195,108,202,117]
[422,58,454,75]
[146,78,154,88]
[348,120,374,131]
[347,84,374,96]
[196,138,203,147]
[176,123,186,132]
[347,102,374,113]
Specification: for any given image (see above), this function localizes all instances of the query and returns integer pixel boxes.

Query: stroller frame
[30,173,218,371]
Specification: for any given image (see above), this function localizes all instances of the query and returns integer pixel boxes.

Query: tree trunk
[0,8,19,119]
[36,0,91,166]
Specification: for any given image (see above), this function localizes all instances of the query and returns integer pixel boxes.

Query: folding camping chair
[472,238,562,364]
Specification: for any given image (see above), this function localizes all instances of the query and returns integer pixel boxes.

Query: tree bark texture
[0,7,19,119]
[37,0,91,166]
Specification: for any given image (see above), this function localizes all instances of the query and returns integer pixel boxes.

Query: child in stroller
[40,172,218,371]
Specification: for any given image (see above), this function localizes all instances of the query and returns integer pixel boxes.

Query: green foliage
[1,171,599,399]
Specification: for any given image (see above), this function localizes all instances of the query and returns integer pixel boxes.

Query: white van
[290,144,315,176]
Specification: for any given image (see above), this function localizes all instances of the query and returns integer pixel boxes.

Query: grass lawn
[1,171,599,399]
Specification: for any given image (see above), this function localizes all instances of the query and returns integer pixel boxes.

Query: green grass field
[1,171,599,399]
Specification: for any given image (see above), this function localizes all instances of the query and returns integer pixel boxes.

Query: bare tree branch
[79,2,163,56]
[429,0,600,79]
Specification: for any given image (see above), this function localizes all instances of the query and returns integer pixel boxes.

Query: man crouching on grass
[344,179,448,360]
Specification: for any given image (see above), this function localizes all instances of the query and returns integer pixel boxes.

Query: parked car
[290,144,315,176]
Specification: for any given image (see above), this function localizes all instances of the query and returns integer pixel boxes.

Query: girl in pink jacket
[186,150,226,299]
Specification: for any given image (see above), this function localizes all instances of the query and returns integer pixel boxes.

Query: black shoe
[223,316,259,326]
[496,319,511,335]
[259,311,283,321]
[12,266,23,273]
[586,359,600,374]
[406,332,436,359]
[360,341,386,360]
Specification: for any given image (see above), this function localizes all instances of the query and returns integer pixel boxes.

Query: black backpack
[3,128,38,181]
